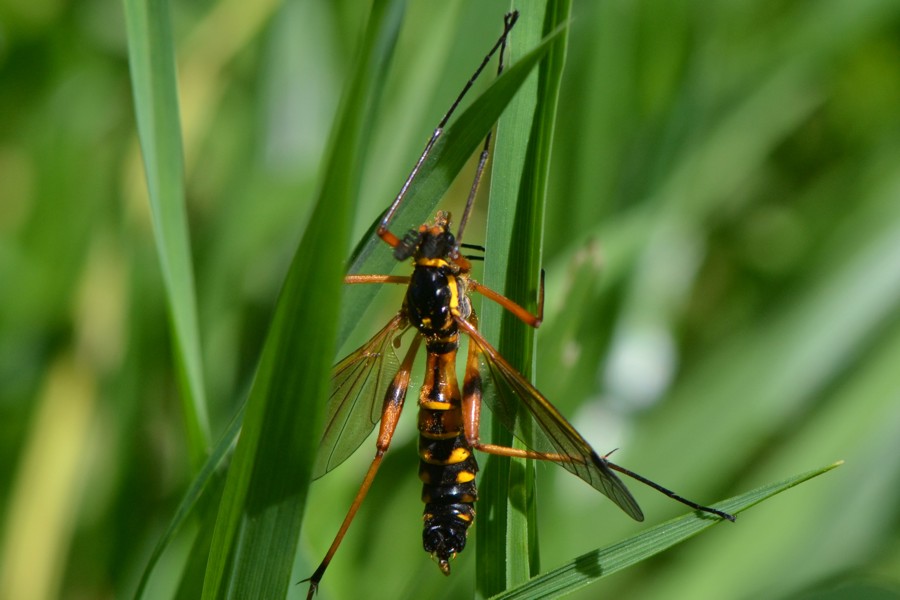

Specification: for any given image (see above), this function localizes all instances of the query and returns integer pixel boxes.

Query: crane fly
[304,11,734,598]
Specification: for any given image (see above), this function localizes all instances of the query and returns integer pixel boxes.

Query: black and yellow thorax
[397,211,473,353]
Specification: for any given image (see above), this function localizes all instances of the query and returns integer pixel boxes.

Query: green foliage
[198,2,405,597]
[493,462,842,600]
[478,2,570,596]
[123,0,211,469]
[1,1,899,600]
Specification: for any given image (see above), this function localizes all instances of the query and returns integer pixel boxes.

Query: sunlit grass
[1,1,899,599]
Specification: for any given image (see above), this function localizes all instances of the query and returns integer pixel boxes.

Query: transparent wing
[459,318,644,521]
[312,314,406,479]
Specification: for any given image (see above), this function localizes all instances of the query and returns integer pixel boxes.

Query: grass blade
[492,462,843,600]
[477,2,570,596]
[123,0,210,466]
[200,1,405,598]
[134,403,244,598]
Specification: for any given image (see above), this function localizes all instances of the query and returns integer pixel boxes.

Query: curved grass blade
[200,1,405,598]
[123,0,211,467]
[478,2,571,596]
[491,461,843,600]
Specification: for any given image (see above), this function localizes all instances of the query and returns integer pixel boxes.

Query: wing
[457,317,644,521]
[312,314,407,479]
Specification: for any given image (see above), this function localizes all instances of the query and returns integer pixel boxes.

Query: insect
[304,11,734,598]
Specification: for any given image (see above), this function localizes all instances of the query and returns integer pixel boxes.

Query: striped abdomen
[417,347,478,574]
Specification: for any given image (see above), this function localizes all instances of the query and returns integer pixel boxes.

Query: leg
[473,444,735,521]
[344,274,410,285]
[304,337,421,598]
[605,462,736,522]
[457,316,733,522]
[455,11,517,242]
[474,443,583,464]
[377,12,520,248]
[469,268,544,327]
[461,314,565,461]
[461,315,482,446]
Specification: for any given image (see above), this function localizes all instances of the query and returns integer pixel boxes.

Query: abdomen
[418,405,478,574]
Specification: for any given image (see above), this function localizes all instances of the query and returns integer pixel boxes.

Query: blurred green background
[2,0,900,599]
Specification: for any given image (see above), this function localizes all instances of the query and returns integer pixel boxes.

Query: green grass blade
[133,403,243,599]
[491,462,843,600]
[199,2,405,598]
[123,0,210,466]
[477,3,570,597]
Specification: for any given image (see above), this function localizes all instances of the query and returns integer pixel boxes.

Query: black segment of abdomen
[419,431,478,563]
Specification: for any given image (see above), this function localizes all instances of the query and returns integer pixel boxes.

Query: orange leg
[304,337,422,598]
[470,442,734,520]
[461,315,482,447]
[461,314,578,465]
[469,269,544,328]
[473,443,584,464]
[344,274,410,285]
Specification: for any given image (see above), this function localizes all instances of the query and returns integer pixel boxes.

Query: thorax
[405,260,471,346]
